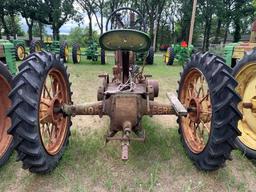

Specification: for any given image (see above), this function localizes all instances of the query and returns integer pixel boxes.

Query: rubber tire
[146,47,154,65]
[30,40,42,53]
[15,44,26,61]
[166,47,175,65]
[60,41,69,63]
[8,51,72,173]
[233,49,256,159]
[101,49,106,64]
[178,52,242,171]
[72,43,81,64]
[0,62,14,166]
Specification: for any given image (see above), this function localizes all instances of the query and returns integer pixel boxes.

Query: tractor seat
[99,29,151,52]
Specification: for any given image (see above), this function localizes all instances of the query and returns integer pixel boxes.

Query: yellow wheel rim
[35,43,41,52]
[235,63,256,150]
[77,48,81,63]
[64,46,69,61]
[17,46,25,60]
[164,49,169,63]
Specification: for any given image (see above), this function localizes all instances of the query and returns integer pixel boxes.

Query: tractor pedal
[167,92,187,116]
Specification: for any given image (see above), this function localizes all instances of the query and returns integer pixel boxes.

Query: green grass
[0,53,256,191]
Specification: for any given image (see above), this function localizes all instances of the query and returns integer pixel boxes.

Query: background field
[0,54,256,192]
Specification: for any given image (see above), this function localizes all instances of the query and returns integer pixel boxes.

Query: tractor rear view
[8,8,241,174]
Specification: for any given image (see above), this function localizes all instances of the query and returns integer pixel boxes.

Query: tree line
[0,0,255,50]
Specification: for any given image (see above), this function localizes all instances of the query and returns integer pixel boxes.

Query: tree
[0,0,19,39]
[36,0,76,40]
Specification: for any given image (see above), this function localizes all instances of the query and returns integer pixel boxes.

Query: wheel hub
[40,97,62,124]
[188,98,201,123]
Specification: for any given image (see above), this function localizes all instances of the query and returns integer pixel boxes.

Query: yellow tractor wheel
[15,45,26,61]
[30,40,42,53]
[233,50,256,158]
[164,47,175,65]
[60,41,69,63]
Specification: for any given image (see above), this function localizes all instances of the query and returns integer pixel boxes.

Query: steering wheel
[105,7,146,32]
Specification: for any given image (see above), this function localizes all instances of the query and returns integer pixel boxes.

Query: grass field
[0,53,256,192]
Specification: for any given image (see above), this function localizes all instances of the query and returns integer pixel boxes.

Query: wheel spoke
[44,84,52,99]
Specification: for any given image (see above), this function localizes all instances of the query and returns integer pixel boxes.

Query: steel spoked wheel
[180,69,211,154]
[233,50,256,158]
[178,52,241,171]
[39,69,69,155]
[8,51,72,173]
[0,75,12,157]
[0,62,14,166]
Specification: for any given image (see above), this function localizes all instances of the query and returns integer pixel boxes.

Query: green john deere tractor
[0,40,17,167]
[0,40,17,75]
[10,39,27,61]
[30,37,69,62]
[164,42,194,65]
[135,46,154,65]
[224,20,256,68]
[72,40,104,64]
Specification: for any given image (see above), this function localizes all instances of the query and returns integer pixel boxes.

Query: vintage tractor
[135,46,154,65]
[224,20,256,68]
[30,37,69,62]
[0,61,14,166]
[164,42,194,65]
[8,8,241,173]
[9,39,27,61]
[231,49,256,159]
[72,40,100,64]
[0,40,17,75]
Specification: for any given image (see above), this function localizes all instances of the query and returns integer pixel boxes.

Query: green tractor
[72,40,104,64]
[0,40,17,166]
[135,46,154,65]
[0,40,17,75]
[9,39,27,61]
[30,37,69,62]
[164,42,194,65]
[224,20,256,68]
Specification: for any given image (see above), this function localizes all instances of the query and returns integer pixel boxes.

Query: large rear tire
[8,51,72,173]
[30,40,42,53]
[72,43,81,64]
[60,41,69,63]
[146,47,154,65]
[178,52,242,171]
[101,49,106,65]
[0,61,14,166]
[165,47,175,65]
[232,49,256,159]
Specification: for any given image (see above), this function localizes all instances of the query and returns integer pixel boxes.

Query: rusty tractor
[0,61,14,166]
[8,8,241,173]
